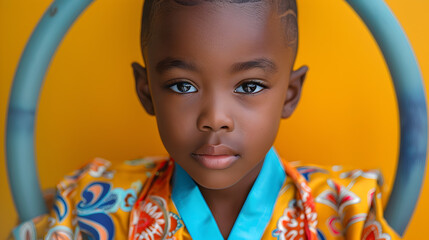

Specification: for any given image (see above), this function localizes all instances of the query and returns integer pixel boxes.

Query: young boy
[11,0,400,239]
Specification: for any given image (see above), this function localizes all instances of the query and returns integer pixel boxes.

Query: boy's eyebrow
[155,57,278,74]
[156,57,197,74]
[231,58,278,74]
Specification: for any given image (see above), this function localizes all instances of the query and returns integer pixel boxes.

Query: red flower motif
[362,221,391,240]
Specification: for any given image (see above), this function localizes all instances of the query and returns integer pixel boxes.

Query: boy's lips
[191,144,240,170]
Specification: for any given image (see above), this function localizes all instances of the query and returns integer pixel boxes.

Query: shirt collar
[172,147,286,240]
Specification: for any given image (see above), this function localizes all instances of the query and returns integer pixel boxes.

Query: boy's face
[134,1,307,189]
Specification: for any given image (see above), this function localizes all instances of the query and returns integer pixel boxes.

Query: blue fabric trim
[228,147,286,240]
[172,147,286,240]
[172,163,224,240]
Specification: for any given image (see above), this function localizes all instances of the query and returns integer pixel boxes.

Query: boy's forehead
[145,1,295,70]
[151,1,273,37]
[153,1,272,39]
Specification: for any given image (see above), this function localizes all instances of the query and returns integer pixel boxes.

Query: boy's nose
[196,99,234,133]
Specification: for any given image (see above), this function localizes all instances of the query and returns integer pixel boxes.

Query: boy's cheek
[154,109,199,150]
[242,118,280,150]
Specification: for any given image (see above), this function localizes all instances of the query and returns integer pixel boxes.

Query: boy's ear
[132,62,155,116]
[282,65,308,118]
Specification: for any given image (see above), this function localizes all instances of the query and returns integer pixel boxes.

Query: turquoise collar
[172,147,286,240]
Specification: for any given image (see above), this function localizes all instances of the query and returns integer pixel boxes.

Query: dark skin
[132,1,307,238]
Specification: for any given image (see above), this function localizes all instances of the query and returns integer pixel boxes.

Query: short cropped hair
[140,0,298,57]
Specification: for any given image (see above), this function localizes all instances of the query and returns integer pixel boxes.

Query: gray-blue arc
[6,0,95,222]
[6,0,427,236]
[345,0,427,235]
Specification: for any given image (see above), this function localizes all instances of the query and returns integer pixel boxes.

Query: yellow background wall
[0,0,428,238]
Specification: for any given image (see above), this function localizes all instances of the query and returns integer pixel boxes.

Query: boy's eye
[234,82,265,94]
[169,82,197,94]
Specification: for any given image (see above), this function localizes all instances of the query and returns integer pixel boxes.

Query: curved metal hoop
[6,0,427,236]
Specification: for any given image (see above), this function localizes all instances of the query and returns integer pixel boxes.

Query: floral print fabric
[10,155,400,240]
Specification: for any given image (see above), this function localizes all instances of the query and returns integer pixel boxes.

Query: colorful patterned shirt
[10,148,400,240]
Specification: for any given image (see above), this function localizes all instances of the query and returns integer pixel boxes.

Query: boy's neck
[197,159,265,240]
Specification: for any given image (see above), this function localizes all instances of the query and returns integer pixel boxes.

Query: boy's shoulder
[280,162,400,239]
[62,155,171,181]
[291,162,384,185]
[9,156,172,240]
[290,162,385,200]
[57,156,171,199]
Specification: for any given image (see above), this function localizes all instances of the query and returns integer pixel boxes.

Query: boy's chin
[176,154,266,191]
[194,178,241,191]
[184,169,240,190]
[188,168,253,191]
